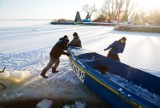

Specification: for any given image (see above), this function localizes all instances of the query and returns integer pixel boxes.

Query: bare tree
[95,0,135,23]
[117,0,125,24]
[92,0,160,25]
[131,10,149,25]
[82,4,97,20]
[100,0,125,22]
[132,12,141,24]
[93,14,107,22]
[122,1,160,25]
[121,0,135,22]
[148,9,160,25]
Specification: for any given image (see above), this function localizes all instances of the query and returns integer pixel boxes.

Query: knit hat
[121,37,126,41]
[73,32,78,36]
[63,35,69,42]
[64,35,68,39]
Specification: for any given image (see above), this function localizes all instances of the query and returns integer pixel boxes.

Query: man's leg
[40,69,48,78]
[52,58,60,73]
[40,56,54,78]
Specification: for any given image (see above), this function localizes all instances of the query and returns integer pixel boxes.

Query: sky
[0,0,160,20]
[0,0,104,20]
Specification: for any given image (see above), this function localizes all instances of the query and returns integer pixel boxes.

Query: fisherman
[68,32,82,48]
[104,37,126,62]
[40,35,69,79]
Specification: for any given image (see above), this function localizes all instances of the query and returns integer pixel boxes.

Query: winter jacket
[50,38,69,59]
[68,36,82,47]
[106,40,125,55]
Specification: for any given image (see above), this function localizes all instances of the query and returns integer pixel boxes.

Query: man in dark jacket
[40,35,69,79]
[104,37,126,62]
[68,32,82,47]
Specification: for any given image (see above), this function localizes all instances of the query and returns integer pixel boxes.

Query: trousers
[44,56,60,71]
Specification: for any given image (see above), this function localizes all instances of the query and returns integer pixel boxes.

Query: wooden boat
[67,46,160,108]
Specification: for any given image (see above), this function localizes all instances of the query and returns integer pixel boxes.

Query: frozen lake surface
[0,20,160,107]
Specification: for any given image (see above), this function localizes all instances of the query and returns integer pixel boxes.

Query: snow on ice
[0,20,160,107]
[36,99,53,108]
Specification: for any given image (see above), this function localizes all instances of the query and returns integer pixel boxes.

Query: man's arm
[62,51,70,56]
[104,41,116,51]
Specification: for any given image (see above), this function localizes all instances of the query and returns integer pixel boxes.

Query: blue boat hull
[67,47,160,108]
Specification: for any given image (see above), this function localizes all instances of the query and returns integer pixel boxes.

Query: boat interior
[76,52,160,96]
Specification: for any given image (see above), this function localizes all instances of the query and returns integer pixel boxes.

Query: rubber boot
[52,67,59,73]
[40,69,48,79]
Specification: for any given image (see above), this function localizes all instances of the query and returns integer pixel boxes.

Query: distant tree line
[131,10,160,25]
[82,0,160,25]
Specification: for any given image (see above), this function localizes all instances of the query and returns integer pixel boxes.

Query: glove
[63,52,70,57]
[66,53,70,57]
[104,48,108,51]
